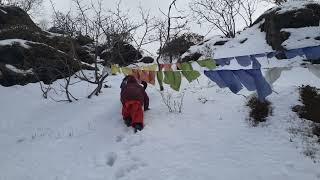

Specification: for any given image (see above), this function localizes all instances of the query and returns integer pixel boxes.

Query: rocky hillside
[0,6,146,87]
[181,1,320,62]
[0,6,97,87]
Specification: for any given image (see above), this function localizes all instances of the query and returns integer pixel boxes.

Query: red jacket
[121,76,149,110]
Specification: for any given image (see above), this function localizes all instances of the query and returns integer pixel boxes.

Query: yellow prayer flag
[143,64,158,71]
[121,67,133,75]
[111,64,120,75]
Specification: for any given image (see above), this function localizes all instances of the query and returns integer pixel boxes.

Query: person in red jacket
[120,75,149,132]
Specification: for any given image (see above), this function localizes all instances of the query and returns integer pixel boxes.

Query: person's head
[126,75,137,84]
[141,81,147,90]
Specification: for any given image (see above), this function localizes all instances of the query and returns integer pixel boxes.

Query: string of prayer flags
[121,67,133,76]
[302,46,320,61]
[143,64,158,71]
[306,64,320,79]
[131,69,156,85]
[111,64,121,75]
[159,64,173,71]
[197,59,216,70]
[163,71,182,91]
[157,71,164,88]
[139,70,156,85]
[204,69,272,100]
[180,62,201,83]
[215,57,232,66]
[107,44,320,99]
[284,49,305,59]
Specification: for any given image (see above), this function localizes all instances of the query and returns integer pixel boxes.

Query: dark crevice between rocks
[214,40,229,46]
[239,38,248,44]
[180,52,202,63]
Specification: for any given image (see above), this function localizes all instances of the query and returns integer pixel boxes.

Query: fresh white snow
[182,21,274,60]
[1,1,320,179]
[282,26,320,49]
[0,8,7,14]
[0,39,31,49]
[5,64,33,75]
[1,65,320,180]
[276,0,320,14]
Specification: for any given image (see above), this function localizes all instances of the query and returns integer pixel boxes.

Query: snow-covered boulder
[181,1,320,61]
[99,42,142,66]
[140,56,155,64]
[0,5,95,64]
[180,36,230,62]
[0,6,40,31]
[255,1,320,51]
[0,40,83,87]
[0,6,98,86]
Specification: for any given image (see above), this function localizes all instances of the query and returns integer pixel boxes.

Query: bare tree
[35,54,79,102]
[37,18,48,30]
[156,0,188,63]
[2,0,44,16]
[152,0,188,91]
[131,5,158,59]
[50,11,79,36]
[238,0,259,27]
[190,0,240,38]
[274,0,287,5]
[71,0,140,98]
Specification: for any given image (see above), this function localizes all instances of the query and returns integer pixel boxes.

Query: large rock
[254,2,320,51]
[0,26,95,64]
[0,6,40,31]
[100,42,142,66]
[140,56,154,64]
[0,6,95,64]
[0,6,96,86]
[0,40,82,86]
[180,52,202,63]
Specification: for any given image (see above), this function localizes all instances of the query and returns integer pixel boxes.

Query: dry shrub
[246,96,272,126]
[294,85,320,123]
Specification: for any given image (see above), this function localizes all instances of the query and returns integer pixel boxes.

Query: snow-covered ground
[183,1,320,61]
[1,1,320,178]
[1,63,320,180]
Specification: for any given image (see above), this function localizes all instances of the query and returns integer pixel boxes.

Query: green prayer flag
[180,62,193,71]
[163,71,182,91]
[179,62,200,83]
[157,71,164,87]
[197,59,216,70]
[182,71,201,83]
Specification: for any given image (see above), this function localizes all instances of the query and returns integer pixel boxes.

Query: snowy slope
[182,21,274,60]
[1,66,320,180]
[182,1,320,61]
[1,1,320,179]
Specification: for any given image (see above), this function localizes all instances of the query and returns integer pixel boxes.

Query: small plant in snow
[160,90,186,113]
[246,96,272,126]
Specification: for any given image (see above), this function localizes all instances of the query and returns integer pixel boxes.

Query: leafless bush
[160,90,186,113]
[246,96,272,126]
[190,0,261,37]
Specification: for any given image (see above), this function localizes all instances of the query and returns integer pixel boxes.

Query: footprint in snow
[116,135,124,143]
[125,135,144,148]
[16,138,26,143]
[107,152,118,167]
[114,161,147,180]
[92,152,118,167]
